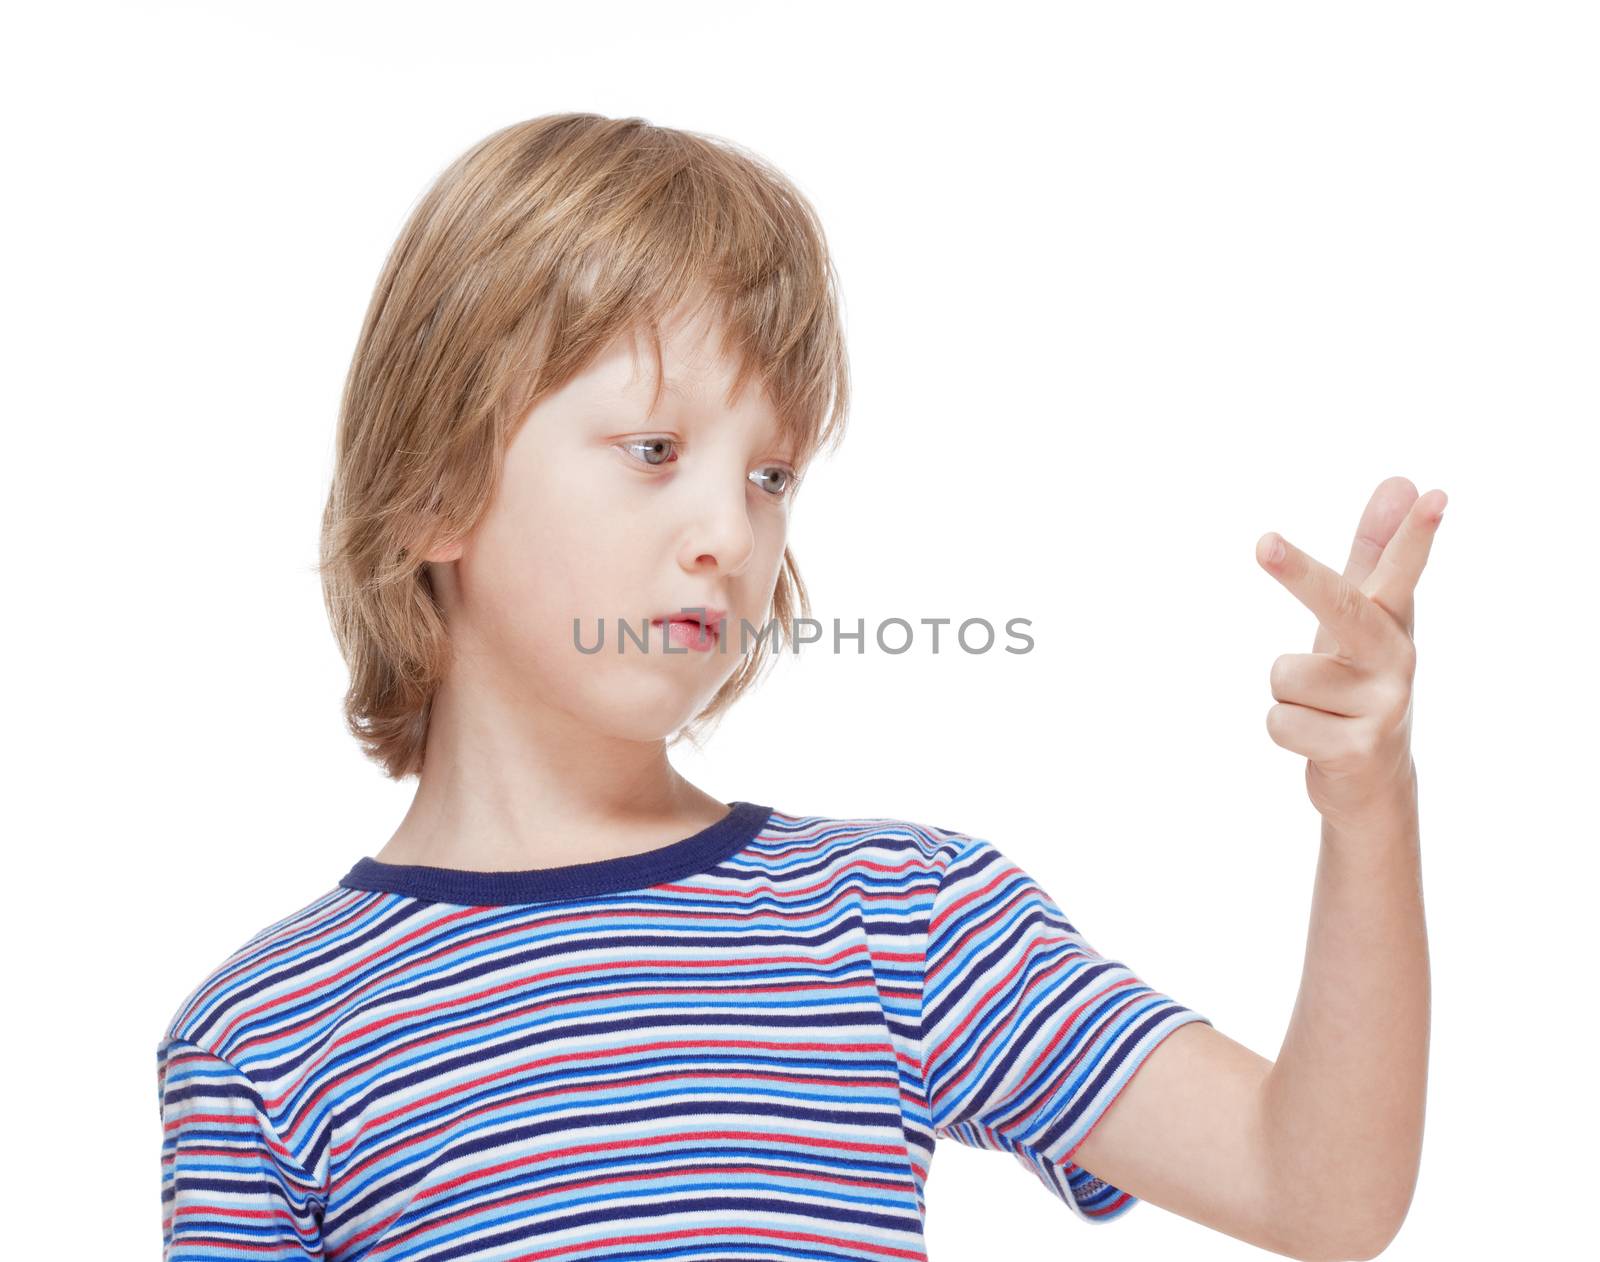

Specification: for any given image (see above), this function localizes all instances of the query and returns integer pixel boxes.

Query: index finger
[1258,532,1388,659]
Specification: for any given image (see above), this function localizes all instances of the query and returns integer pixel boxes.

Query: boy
[158,112,1440,1261]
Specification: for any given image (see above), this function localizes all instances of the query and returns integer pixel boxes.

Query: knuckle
[1335,580,1366,624]
[1381,679,1412,722]
[1353,721,1387,760]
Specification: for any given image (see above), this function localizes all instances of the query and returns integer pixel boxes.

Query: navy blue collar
[338,801,774,906]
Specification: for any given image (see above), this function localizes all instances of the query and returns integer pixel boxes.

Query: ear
[415,506,467,566]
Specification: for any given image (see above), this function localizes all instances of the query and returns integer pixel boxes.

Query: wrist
[1319,762,1419,846]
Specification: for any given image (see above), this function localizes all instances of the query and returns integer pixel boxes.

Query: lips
[649,606,727,652]
[651,606,727,630]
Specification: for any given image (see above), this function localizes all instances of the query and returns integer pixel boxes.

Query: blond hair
[316,113,850,780]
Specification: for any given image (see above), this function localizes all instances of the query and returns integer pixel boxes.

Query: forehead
[629,305,735,391]
[596,303,769,422]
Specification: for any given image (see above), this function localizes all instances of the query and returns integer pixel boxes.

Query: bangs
[486,116,849,471]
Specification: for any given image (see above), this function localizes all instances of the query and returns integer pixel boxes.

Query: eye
[750,464,799,500]
[618,437,680,467]
[618,438,797,500]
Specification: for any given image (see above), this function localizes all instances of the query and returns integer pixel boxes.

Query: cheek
[750,516,789,604]
[470,465,635,640]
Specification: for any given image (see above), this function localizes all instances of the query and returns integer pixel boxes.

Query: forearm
[1261,775,1430,1260]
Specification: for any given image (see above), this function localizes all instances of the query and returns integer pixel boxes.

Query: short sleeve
[156,1037,325,1259]
[919,836,1212,1224]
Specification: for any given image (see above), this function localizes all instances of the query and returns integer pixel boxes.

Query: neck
[374,671,727,872]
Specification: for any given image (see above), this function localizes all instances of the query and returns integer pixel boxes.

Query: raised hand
[1256,477,1447,834]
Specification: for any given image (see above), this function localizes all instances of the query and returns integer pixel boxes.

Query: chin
[561,676,719,744]
[587,708,702,744]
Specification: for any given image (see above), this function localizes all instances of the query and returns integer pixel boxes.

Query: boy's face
[424,300,800,742]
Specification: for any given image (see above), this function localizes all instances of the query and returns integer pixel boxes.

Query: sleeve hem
[1048,1007,1215,1224]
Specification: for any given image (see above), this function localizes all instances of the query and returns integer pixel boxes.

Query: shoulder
[756,804,991,877]
[158,881,376,1060]
[759,810,1053,921]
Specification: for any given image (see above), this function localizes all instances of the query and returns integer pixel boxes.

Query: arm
[1071,792,1427,1262]
[1073,479,1441,1261]
[1262,790,1428,1260]
[158,1038,325,1259]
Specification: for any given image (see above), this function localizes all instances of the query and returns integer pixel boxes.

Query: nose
[676,467,757,577]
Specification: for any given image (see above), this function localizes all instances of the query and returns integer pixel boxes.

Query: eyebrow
[639,373,733,414]
[634,373,793,456]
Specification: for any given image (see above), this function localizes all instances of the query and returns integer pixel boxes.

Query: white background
[5,2,1596,1258]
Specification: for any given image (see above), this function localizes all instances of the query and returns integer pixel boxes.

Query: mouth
[649,607,726,652]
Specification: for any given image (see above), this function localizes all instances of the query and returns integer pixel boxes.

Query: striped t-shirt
[157,801,1210,1260]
